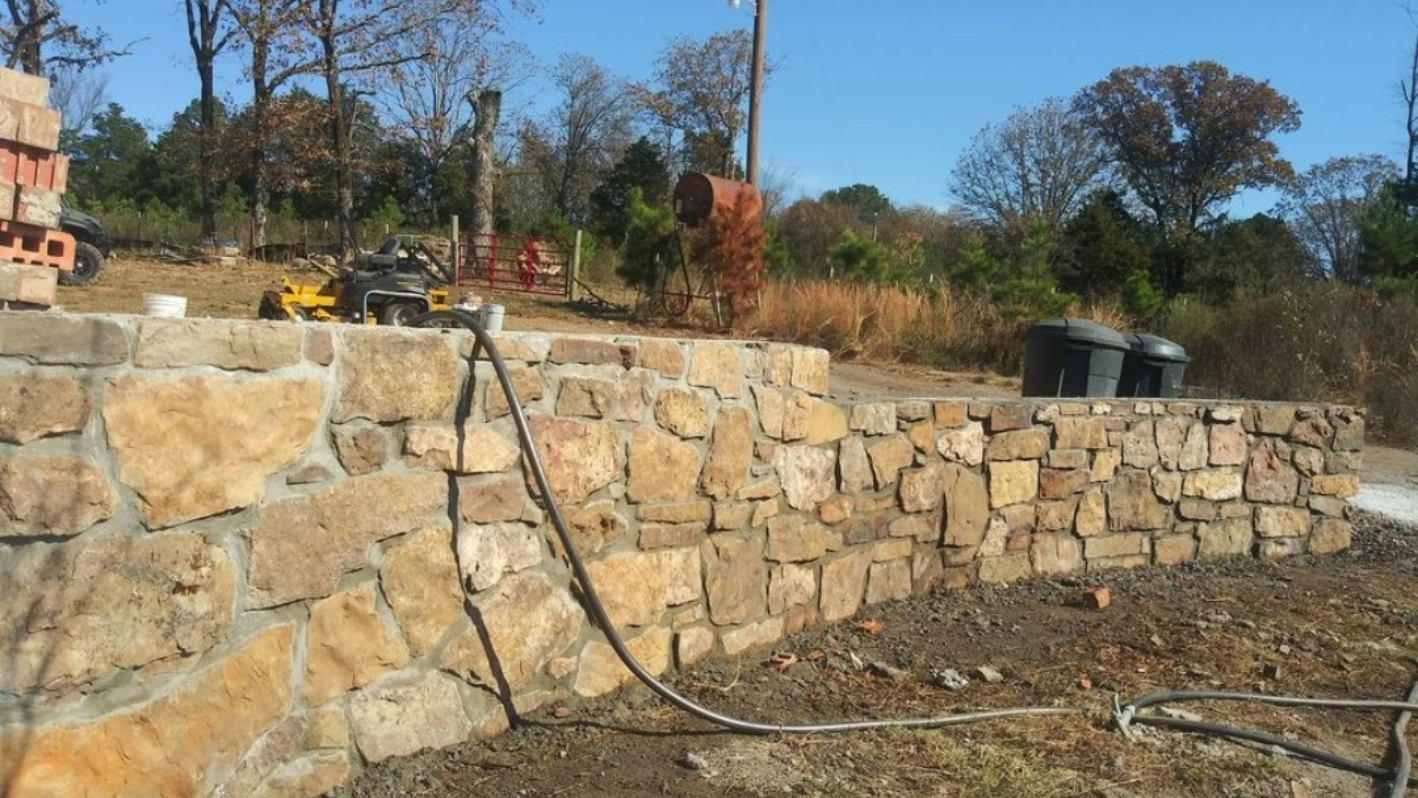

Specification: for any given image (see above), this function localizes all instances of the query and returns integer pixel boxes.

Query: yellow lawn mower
[259,236,454,325]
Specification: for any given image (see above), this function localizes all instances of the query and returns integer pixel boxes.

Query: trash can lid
[1125,332,1190,363]
[1028,318,1127,348]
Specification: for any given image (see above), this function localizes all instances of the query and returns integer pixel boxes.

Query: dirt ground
[52,257,1418,798]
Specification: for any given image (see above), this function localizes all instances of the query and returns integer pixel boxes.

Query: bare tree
[379,22,533,224]
[518,53,634,226]
[299,0,536,256]
[1278,155,1398,282]
[47,63,105,137]
[2,0,127,74]
[185,0,239,238]
[469,88,500,236]
[229,0,305,250]
[637,31,763,176]
[950,97,1111,236]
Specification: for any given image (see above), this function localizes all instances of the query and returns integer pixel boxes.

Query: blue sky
[68,0,1418,216]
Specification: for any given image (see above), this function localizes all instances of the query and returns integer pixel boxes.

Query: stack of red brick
[0,67,75,310]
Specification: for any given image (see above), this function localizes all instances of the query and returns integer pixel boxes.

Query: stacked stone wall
[0,313,1363,798]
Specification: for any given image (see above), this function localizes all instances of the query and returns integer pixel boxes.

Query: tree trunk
[322,39,356,258]
[470,89,501,236]
[197,55,218,238]
[249,41,270,251]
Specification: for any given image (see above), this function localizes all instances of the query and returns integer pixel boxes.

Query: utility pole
[746,0,767,185]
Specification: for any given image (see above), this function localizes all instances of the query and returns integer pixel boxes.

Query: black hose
[432,308,1084,734]
[1387,679,1418,798]
[1126,690,1418,715]
[1129,714,1391,780]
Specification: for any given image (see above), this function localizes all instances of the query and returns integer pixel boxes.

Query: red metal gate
[456,232,571,297]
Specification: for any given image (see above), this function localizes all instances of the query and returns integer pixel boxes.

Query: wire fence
[98,209,435,261]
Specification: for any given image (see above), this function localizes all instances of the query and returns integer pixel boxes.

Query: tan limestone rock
[460,475,525,523]
[550,337,632,367]
[0,625,293,798]
[1090,448,1121,482]
[714,501,754,531]
[484,363,545,419]
[1036,499,1078,533]
[105,374,322,528]
[1108,470,1171,531]
[557,376,617,418]
[868,435,914,489]
[1031,534,1084,576]
[817,495,855,524]
[1332,416,1364,451]
[754,385,785,439]
[636,338,686,377]
[459,522,544,591]
[1252,405,1296,435]
[941,464,989,548]
[820,550,873,621]
[332,424,388,476]
[627,425,702,503]
[1183,469,1244,502]
[575,626,672,697]
[677,627,716,667]
[653,388,710,438]
[585,549,701,627]
[0,370,89,444]
[1310,473,1360,498]
[639,523,705,549]
[766,516,843,562]
[1075,489,1107,536]
[803,399,850,445]
[527,416,620,504]
[703,535,768,625]
[865,560,912,604]
[838,436,874,494]
[0,532,236,696]
[1244,442,1300,504]
[1122,421,1159,468]
[1154,534,1197,566]
[1208,423,1247,466]
[1310,518,1353,555]
[0,453,116,537]
[1154,418,1188,470]
[350,672,475,763]
[1039,467,1088,500]
[986,429,1049,461]
[988,460,1038,509]
[1288,413,1334,448]
[380,527,464,656]
[791,347,830,395]
[721,617,786,656]
[303,584,410,706]
[404,423,519,474]
[907,420,935,453]
[1052,418,1109,449]
[249,751,350,798]
[1255,506,1310,538]
[774,444,837,511]
[937,421,985,466]
[898,462,945,513]
[701,406,753,499]
[639,500,713,523]
[978,553,1032,584]
[440,572,584,690]
[850,402,897,436]
[336,329,457,422]
[0,314,128,365]
[1178,423,1209,471]
[551,500,626,557]
[988,405,1032,433]
[934,401,968,428]
[1198,518,1253,559]
[1085,533,1148,559]
[135,319,302,371]
[768,564,816,614]
[689,342,744,397]
[249,472,447,607]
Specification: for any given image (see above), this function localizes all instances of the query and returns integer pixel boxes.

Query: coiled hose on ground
[415,309,1418,794]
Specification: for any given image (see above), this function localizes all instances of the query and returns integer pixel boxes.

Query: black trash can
[1117,333,1190,398]
[1021,318,1128,398]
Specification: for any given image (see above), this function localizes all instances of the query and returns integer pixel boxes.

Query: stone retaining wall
[0,312,1363,798]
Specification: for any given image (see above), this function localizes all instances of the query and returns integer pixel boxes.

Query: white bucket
[143,293,188,318]
[481,303,505,333]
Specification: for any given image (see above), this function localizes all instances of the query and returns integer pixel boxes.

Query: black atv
[57,204,111,287]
